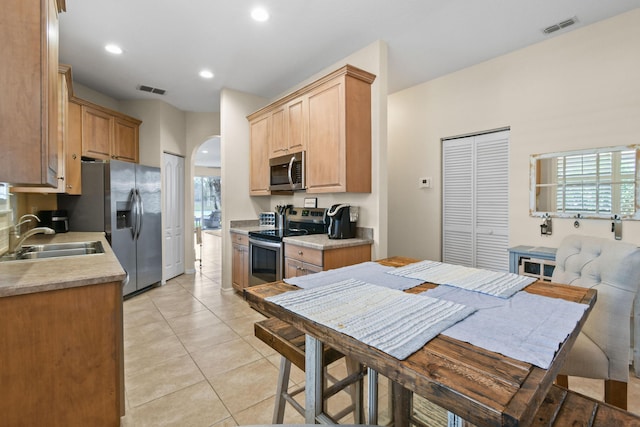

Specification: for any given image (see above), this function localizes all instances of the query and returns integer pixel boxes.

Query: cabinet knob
[298,251,303,255]
[66,184,72,189]
[72,153,77,160]
[58,176,64,181]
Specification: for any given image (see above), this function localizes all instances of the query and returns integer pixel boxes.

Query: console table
[508,245,557,281]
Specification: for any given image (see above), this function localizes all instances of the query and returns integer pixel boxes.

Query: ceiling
[59,1,639,115]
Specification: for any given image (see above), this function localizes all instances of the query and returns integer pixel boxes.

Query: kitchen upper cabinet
[113,117,139,163]
[82,106,112,160]
[268,99,307,159]
[65,99,82,194]
[0,0,64,187]
[269,107,287,157]
[286,97,307,154]
[249,113,271,195]
[11,64,80,194]
[247,64,375,195]
[80,102,140,163]
[306,67,375,193]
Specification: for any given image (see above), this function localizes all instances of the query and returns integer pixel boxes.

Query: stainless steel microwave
[269,152,305,191]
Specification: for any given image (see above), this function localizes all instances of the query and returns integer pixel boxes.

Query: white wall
[72,82,120,111]
[220,89,271,291]
[388,9,640,260]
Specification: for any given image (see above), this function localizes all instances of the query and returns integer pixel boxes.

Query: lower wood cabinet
[231,232,249,291]
[284,242,372,278]
[0,281,123,426]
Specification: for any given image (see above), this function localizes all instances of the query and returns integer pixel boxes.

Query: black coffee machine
[327,204,357,239]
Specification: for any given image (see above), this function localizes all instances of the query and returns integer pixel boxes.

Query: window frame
[530,145,640,220]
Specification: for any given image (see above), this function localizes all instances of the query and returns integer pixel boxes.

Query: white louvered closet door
[442,130,510,271]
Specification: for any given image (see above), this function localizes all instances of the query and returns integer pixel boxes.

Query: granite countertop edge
[0,232,126,298]
[282,235,373,250]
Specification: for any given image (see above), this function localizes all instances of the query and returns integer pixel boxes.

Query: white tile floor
[121,231,640,426]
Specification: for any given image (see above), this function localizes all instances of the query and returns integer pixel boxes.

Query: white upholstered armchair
[552,234,640,409]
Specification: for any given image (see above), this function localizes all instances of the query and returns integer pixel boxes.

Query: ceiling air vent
[138,85,166,95]
[543,16,578,35]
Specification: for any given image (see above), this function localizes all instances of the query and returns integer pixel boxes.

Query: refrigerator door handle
[128,189,137,239]
[136,189,144,240]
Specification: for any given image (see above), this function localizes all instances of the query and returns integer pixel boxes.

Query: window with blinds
[531,146,640,219]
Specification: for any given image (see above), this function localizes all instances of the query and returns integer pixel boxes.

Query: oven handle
[249,237,283,249]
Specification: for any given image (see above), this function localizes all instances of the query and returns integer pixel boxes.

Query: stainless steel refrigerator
[58,160,162,296]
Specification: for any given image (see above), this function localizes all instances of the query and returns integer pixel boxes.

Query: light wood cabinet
[231,232,249,291]
[81,106,112,160]
[11,65,83,194]
[286,97,307,154]
[65,98,82,194]
[249,114,271,195]
[247,65,375,195]
[81,102,140,163]
[268,99,307,159]
[0,0,63,187]
[283,241,372,279]
[270,107,287,157]
[306,67,374,193]
[0,281,123,426]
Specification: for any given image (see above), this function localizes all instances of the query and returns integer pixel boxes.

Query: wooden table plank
[244,257,596,427]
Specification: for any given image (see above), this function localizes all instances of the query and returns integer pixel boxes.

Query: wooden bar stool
[255,318,366,423]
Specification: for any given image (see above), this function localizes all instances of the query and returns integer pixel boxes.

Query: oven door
[249,237,282,286]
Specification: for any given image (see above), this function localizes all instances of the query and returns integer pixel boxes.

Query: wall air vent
[137,85,166,95]
[543,16,578,35]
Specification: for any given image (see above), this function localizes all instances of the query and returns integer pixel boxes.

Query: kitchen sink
[0,241,104,262]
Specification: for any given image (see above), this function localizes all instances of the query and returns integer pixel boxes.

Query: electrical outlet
[419,177,432,189]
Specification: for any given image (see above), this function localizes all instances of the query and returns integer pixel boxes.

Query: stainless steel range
[248,207,327,286]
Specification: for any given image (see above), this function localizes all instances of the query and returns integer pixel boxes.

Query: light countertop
[0,232,125,298]
[229,224,373,250]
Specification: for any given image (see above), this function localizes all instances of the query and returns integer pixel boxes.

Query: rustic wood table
[244,256,597,426]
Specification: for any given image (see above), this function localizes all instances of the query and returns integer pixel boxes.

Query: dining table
[243,256,597,426]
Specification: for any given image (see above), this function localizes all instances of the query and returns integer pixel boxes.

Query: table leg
[392,381,411,426]
[305,334,323,423]
[367,367,378,424]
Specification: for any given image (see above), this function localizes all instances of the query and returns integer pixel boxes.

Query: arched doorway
[193,136,221,230]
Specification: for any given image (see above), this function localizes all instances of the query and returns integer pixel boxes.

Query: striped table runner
[387,260,536,298]
[266,279,475,360]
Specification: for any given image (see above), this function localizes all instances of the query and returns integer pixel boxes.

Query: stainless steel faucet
[8,215,55,254]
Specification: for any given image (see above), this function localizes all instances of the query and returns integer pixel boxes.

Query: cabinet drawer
[230,232,248,246]
[285,244,323,266]
[285,258,322,278]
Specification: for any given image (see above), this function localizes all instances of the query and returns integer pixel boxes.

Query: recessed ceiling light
[251,7,269,22]
[199,70,214,79]
[104,44,123,55]
[201,150,209,154]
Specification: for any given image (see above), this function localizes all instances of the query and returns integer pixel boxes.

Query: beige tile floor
[121,231,640,426]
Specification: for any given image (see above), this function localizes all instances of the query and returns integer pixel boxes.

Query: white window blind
[555,150,636,215]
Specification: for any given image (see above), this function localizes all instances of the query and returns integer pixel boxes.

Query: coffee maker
[327,204,358,239]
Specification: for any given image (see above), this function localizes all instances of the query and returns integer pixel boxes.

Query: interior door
[163,153,185,280]
[442,130,510,271]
